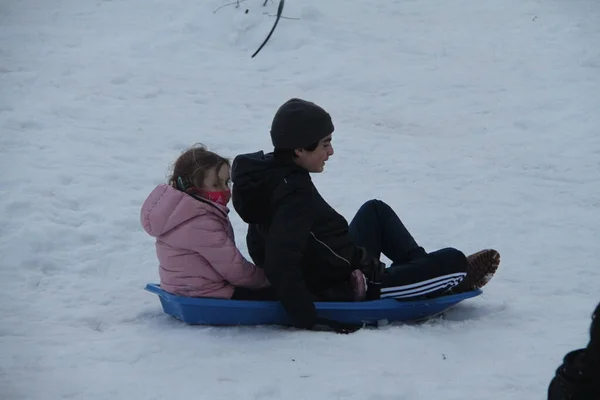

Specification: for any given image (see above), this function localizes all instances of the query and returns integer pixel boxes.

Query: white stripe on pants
[380,272,466,299]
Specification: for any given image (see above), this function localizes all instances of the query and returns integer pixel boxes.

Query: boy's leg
[348,199,426,263]
[348,199,498,300]
[380,248,468,299]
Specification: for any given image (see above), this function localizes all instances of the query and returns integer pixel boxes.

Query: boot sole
[463,249,500,290]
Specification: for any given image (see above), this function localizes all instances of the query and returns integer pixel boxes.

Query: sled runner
[144,283,482,326]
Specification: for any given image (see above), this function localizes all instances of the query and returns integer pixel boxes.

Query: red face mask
[198,189,231,206]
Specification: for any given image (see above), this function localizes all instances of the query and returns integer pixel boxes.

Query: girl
[140,144,271,299]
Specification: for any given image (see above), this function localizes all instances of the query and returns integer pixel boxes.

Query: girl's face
[200,164,231,205]
[202,164,231,191]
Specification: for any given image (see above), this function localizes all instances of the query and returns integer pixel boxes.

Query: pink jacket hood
[141,184,229,237]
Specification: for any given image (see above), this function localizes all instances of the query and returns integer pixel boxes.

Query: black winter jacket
[231,151,359,329]
[548,301,600,400]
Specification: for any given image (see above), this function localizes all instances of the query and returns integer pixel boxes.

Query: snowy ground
[1,0,599,399]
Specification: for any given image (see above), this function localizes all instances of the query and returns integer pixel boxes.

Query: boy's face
[294,134,334,173]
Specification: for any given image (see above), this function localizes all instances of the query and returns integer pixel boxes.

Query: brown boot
[453,249,500,292]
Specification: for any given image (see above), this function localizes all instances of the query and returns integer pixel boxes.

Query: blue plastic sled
[145,283,482,326]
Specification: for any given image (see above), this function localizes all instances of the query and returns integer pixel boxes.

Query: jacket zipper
[310,232,351,266]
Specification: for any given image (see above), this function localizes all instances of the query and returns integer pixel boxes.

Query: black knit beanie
[270,98,335,150]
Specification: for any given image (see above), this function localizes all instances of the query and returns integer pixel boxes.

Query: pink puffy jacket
[140,184,270,298]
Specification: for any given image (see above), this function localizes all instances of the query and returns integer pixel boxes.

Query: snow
[1,0,599,398]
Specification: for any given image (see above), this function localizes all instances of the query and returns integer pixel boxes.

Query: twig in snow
[213,0,248,13]
[265,13,299,20]
[251,0,285,58]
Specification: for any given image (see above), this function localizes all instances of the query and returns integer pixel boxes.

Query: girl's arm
[190,216,270,290]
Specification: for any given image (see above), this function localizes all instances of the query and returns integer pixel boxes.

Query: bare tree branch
[213,0,248,14]
[252,0,285,58]
[266,13,299,20]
